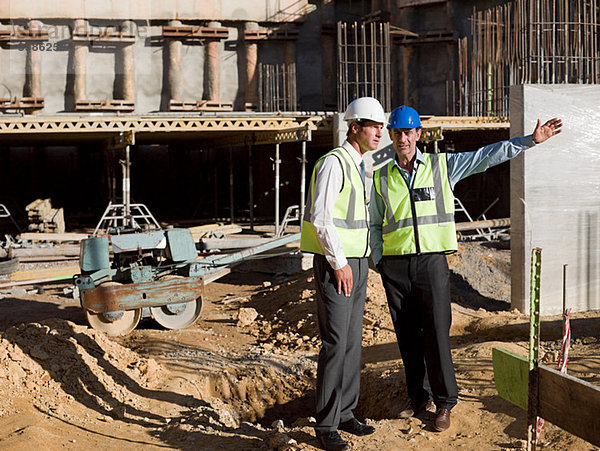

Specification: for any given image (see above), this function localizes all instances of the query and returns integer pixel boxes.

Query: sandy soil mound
[246,269,395,353]
[0,318,164,419]
[0,240,598,450]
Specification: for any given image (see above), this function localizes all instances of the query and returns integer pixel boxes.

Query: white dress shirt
[308,140,365,270]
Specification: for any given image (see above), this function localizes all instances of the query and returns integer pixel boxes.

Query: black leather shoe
[316,431,350,451]
[399,399,433,419]
[339,418,375,436]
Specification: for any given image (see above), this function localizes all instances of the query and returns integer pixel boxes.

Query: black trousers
[378,253,458,410]
[313,254,368,433]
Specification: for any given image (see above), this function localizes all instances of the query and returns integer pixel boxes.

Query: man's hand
[334,264,353,297]
[533,118,563,144]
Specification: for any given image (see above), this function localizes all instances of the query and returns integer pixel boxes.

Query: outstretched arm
[533,118,563,144]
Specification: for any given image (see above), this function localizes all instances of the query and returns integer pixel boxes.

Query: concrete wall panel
[510,84,600,315]
[179,42,205,104]
[42,46,69,112]
[1,0,312,22]
[0,42,26,98]
[220,25,239,105]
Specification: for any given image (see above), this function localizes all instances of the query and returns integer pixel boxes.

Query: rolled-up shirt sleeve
[309,155,347,270]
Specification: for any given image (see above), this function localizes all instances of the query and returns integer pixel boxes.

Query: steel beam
[0,115,324,134]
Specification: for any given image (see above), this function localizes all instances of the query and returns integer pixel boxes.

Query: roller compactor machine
[75,226,205,336]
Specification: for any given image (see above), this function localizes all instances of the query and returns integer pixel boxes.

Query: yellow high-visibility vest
[300,147,370,258]
[373,153,457,256]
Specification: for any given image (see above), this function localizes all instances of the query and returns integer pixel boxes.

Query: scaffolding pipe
[300,140,307,222]
[122,142,131,227]
[248,144,254,231]
[229,146,234,224]
[274,143,281,236]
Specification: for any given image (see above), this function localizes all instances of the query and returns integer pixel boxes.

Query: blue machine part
[110,230,167,253]
[130,266,154,284]
[79,236,110,272]
[165,228,198,262]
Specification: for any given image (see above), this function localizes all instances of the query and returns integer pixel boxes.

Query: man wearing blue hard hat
[301,97,385,450]
[370,105,562,432]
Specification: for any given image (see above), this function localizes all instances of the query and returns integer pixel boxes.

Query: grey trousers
[313,254,368,433]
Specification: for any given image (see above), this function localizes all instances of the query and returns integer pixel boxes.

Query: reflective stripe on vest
[300,147,369,257]
[374,152,457,255]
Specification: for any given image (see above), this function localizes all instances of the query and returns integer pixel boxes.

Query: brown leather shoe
[399,399,432,419]
[434,408,451,431]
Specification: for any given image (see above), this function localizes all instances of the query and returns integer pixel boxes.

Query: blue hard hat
[387,105,422,129]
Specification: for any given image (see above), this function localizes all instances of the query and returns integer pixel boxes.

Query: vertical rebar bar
[457,0,600,117]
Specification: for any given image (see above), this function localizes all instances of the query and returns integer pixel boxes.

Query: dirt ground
[1,240,599,450]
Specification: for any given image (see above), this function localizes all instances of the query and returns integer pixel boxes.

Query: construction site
[0,0,600,449]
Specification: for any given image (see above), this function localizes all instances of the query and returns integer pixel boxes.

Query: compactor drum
[75,228,204,336]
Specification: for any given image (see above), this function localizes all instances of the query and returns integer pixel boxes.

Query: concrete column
[167,19,183,102]
[117,20,135,101]
[25,20,43,98]
[204,21,221,102]
[72,19,88,104]
[244,21,259,110]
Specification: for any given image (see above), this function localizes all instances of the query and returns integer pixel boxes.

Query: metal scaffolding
[337,21,391,111]
[453,0,600,117]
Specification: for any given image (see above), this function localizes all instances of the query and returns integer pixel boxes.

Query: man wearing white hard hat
[301,97,385,450]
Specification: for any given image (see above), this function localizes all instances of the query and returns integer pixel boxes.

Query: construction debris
[25,199,65,234]
[19,232,89,243]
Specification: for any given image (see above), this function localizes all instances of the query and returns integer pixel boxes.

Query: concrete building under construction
[0,0,521,227]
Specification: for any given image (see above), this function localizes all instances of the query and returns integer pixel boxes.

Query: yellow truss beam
[0,114,328,135]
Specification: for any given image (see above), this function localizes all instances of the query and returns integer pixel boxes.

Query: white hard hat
[343,97,386,125]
